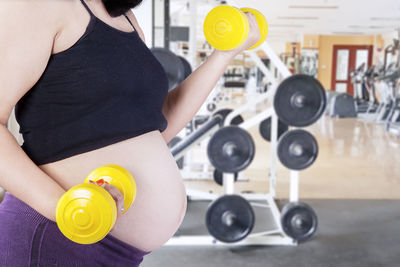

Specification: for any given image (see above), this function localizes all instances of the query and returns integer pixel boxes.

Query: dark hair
[102,0,144,17]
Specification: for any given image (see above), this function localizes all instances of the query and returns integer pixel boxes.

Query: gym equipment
[167,41,319,248]
[170,114,226,182]
[329,93,357,118]
[151,48,185,91]
[356,65,380,115]
[274,74,327,127]
[178,56,192,79]
[213,169,238,186]
[172,115,223,160]
[213,108,244,126]
[325,91,339,115]
[207,102,217,112]
[277,130,318,170]
[187,115,211,134]
[167,137,184,169]
[385,68,400,134]
[351,63,369,112]
[203,6,268,51]
[206,195,255,243]
[56,165,136,244]
[207,126,255,173]
[345,37,400,127]
[281,202,318,242]
[259,117,289,142]
[223,66,247,88]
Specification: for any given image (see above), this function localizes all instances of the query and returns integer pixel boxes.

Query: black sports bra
[15,0,169,165]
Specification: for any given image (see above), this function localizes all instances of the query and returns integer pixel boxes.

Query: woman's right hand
[88,179,125,233]
[215,12,261,58]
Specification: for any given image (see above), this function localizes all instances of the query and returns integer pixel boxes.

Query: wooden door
[331,45,373,95]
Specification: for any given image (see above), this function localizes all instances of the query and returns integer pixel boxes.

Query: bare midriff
[38,130,187,252]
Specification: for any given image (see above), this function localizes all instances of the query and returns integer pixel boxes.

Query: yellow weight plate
[240,8,269,50]
[84,164,137,214]
[56,183,117,244]
[204,6,249,51]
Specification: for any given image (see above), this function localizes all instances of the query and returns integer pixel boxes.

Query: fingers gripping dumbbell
[204,6,268,51]
[56,165,136,244]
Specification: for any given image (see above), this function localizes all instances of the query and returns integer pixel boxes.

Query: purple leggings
[0,193,150,266]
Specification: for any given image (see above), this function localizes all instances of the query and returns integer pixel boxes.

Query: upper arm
[0,1,61,125]
[126,10,146,43]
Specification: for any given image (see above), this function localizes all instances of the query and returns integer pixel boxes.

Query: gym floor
[143,114,400,266]
[142,199,400,267]
[185,114,400,199]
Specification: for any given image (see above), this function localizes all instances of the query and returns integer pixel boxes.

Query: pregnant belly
[38,131,187,252]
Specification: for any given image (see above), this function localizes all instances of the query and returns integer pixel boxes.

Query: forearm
[0,124,65,221]
[162,50,236,142]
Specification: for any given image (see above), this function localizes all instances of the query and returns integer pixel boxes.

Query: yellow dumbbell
[56,164,136,244]
[204,6,268,51]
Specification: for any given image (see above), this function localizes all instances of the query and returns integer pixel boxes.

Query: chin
[102,0,144,17]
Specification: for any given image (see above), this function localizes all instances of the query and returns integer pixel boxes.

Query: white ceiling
[170,0,400,41]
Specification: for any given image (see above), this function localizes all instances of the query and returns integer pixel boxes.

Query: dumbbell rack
[166,43,302,247]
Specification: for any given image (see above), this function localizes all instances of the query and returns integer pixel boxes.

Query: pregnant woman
[0,0,260,265]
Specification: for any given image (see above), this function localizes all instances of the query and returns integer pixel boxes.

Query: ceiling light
[332,32,365,35]
[370,17,400,21]
[289,5,338,9]
[277,16,319,20]
[349,25,392,29]
[348,25,366,29]
[269,24,305,28]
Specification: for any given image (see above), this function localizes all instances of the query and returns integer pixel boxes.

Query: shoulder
[125,10,146,43]
[0,0,66,37]
[0,1,69,125]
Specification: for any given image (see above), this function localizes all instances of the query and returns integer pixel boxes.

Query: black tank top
[15,0,169,165]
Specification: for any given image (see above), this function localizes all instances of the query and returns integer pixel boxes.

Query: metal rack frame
[166,43,302,247]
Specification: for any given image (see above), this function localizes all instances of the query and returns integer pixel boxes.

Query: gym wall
[285,42,301,54]
[303,35,320,49]
[317,34,384,90]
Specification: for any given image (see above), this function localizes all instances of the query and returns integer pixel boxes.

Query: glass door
[331,45,373,95]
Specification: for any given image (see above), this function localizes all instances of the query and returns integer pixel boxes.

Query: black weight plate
[213,169,238,186]
[168,137,184,169]
[206,195,255,243]
[277,129,318,170]
[213,108,244,126]
[259,118,289,142]
[281,202,318,242]
[274,74,327,127]
[178,56,193,79]
[207,103,217,112]
[207,126,255,173]
[151,48,185,91]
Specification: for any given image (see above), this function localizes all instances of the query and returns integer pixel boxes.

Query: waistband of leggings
[0,192,50,224]
[1,192,152,257]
